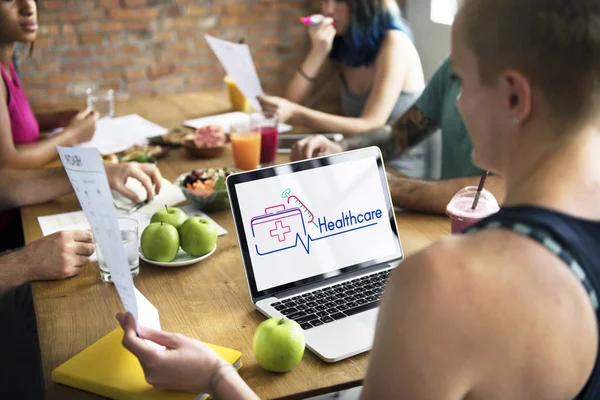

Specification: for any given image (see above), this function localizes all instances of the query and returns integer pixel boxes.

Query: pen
[126,198,151,214]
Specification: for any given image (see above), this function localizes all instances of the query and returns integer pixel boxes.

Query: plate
[139,244,217,267]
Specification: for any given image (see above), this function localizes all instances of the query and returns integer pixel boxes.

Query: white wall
[405,0,452,80]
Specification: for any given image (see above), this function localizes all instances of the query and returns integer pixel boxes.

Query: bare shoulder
[383,29,413,47]
[380,228,598,398]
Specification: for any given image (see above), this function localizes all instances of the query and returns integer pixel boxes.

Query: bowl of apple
[177,167,237,212]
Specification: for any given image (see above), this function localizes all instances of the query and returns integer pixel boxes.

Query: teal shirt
[414,58,481,180]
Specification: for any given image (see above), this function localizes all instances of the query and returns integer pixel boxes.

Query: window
[430,0,458,26]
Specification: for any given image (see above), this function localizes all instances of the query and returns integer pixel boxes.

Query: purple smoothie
[446,187,499,234]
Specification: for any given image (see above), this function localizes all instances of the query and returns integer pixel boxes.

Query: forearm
[213,367,260,400]
[290,105,382,136]
[0,250,30,293]
[2,133,75,169]
[285,51,328,104]
[0,167,72,211]
[389,174,505,214]
[342,106,439,158]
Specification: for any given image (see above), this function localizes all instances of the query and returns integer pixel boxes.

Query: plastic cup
[251,111,279,165]
[446,186,500,234]
[224,76,252,112]
[230,121,261,171]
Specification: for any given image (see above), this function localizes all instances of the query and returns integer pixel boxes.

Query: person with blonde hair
[258,0,434,179]
[117,0,600,398]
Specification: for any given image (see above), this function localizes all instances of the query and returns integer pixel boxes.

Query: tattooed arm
[342,105,439,159]
[290,105,439,161]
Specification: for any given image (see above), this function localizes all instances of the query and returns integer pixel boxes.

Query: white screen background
[236,158,399,291]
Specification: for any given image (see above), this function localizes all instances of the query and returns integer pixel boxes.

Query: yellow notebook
[52,327,243,400]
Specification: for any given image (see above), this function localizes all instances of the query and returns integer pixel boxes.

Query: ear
[500,70,532,125]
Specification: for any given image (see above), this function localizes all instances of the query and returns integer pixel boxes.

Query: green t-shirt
[414,58,482,180]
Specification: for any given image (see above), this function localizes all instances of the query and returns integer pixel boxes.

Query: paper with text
[204,34,263,111]
[77,114,168,155]
[56,146,158,330]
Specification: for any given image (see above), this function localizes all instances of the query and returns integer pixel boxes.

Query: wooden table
[22,91,451,399]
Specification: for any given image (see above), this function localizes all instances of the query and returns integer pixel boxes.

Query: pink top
[0,61,39,145]
[0,61,39,233]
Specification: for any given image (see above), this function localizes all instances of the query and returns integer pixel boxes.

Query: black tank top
[464,206,600,400]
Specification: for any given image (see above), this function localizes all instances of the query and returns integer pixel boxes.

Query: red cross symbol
[270,221,291,242]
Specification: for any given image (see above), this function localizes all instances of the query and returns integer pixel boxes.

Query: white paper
[77,114,168,155]
[204,35,263,111]
[183,111,292,134]
[56,146,157,330]
[112,177,186,215]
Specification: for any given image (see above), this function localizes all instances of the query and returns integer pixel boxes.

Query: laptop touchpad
[355,308,379,331]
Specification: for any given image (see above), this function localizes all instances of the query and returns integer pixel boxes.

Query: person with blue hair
[258,0,434,179]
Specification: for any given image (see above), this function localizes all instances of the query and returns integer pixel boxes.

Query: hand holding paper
[56,146,159,332]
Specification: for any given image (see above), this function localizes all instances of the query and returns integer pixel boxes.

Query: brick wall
[20,0,315,108]
[20,0,406,109]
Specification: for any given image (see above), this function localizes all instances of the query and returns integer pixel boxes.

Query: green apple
[141,221,180,262]
[151,205,188,230]
[253,318,305,373]
[179,217,217,256]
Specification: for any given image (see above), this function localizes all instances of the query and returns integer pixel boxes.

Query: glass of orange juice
[230,121,261,171]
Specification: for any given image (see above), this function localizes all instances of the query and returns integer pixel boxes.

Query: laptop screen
[228,148,403,299]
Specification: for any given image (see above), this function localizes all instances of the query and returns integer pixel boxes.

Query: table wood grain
[22,91,451,399]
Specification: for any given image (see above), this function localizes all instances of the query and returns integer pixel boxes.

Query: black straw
[471,171,489,210]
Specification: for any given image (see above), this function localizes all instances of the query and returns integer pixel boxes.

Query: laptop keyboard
[270,269,392,330]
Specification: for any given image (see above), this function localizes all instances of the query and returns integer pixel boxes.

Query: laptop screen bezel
[226,147,404,303]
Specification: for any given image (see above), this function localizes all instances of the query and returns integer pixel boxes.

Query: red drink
[259,126,278,164]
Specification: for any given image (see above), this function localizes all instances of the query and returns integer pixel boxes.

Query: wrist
[208,360,237,396]
[5,248,35,285]
[304,50,327,73]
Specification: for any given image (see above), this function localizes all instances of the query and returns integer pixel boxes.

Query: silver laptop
[226,147,404,362]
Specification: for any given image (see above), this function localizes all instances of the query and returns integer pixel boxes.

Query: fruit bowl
[181,138,226,159]
[181,124,228,159]
[177,167,237,212]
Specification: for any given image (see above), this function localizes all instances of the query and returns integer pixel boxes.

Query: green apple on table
[179,216,218,256]
[151,205,188,230]
[253,318,306,373]
[140,221,180,262]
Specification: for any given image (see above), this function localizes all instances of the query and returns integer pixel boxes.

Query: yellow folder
[52,327,243,400]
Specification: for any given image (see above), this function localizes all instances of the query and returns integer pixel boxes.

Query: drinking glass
[230,120,261,171]
[86,88,115,118]
[251,111,279,166]
[96,217,139,282]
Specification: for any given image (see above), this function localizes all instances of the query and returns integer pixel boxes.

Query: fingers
[71,254,91,269]
[138,163,162,196]
[119,313,156,363]
[257,95,276,108]
[137,325,181,349]
[72,241,95,257]
[71,229,94,243]
[129,167,154,203]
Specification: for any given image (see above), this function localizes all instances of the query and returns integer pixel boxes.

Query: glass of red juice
[251,111,279,165]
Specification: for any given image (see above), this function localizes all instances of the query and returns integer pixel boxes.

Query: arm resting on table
[389,174,505,214]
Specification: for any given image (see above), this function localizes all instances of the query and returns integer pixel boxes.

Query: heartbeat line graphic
[253,222,377,256]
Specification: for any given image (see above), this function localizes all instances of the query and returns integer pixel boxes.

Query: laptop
[226,147,404,362]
